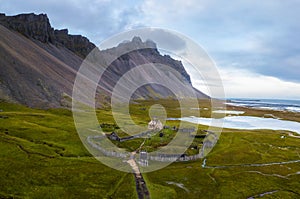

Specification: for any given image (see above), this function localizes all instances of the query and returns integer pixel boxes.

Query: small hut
[148,118,163,131]
[109,132,120,141]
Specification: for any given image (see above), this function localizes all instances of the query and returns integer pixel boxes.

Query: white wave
[285,107,300,112]
[226,103,300,113]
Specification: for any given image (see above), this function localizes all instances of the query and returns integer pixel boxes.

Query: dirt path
[127,152,150,199]
[202,158,300,169]
[288,132,300,138]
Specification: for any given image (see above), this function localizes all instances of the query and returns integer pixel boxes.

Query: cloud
[0,0,142,43]
[138,0,206,25]
[215,67,300,99]
[1,0,300,99]
[136,0,300,83]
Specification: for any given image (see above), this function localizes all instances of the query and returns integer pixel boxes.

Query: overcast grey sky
[1,0,300,99]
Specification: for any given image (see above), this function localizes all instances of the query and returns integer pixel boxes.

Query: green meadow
[0,100,300,198]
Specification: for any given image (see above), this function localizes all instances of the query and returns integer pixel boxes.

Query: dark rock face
[0,23,82,108]
[98,37,208,100]
[106,36,191,85]
[0,13,95,58]
[0,13,209,108]
[53,29,96,58]
[0,13,54,43]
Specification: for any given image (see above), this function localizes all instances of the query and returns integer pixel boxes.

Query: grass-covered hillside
[0,102,136,198]
[1,100,300,198]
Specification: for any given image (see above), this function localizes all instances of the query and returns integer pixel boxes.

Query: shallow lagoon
[212,110,245,115]
[172,116,300,135]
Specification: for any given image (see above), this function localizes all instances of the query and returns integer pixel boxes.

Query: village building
[148,118,163,131]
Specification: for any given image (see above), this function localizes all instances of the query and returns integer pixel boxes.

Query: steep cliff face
[54,29,95,58]
[98,37,207,101]
[0,13,54,43]
[0,24,81,108]
[0,13,95,58]
[108,36,191,85]
[0,13,208,108]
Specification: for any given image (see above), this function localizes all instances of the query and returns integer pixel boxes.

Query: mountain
[0,13,208,108]
[0,13,95,58]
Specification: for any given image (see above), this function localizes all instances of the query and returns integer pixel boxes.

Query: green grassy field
[1,100,300,198]
[0,102,137,198]
[144,129,300,198]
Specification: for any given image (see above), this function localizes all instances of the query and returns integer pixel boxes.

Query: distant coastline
[226,98,300,113]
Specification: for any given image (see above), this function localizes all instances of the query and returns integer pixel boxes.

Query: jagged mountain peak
[0,13,95,58]
[0,13,209,108]
[113,36,157,54]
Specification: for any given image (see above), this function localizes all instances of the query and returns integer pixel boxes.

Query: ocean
[168,98,300,135]
[174,116,300,134]
[226,98,300,113]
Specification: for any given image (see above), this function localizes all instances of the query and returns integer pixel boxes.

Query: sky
[1,0,300,99]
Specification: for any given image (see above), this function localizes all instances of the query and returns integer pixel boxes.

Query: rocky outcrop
[110,36,191,84]
[0,13,95,58]
[0,12,208,108]
[53,29,95,58]
[0,13,54,43]
[98,37,208,100]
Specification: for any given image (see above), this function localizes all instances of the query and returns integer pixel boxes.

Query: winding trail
[87,134,150,198]
[202,158,300,169]
[247,190,278,199]
[127,152,150,199]
[288,132,300,139]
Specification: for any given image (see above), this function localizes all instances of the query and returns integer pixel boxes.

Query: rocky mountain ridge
[0,13,208,108]
[0,13,95,58]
